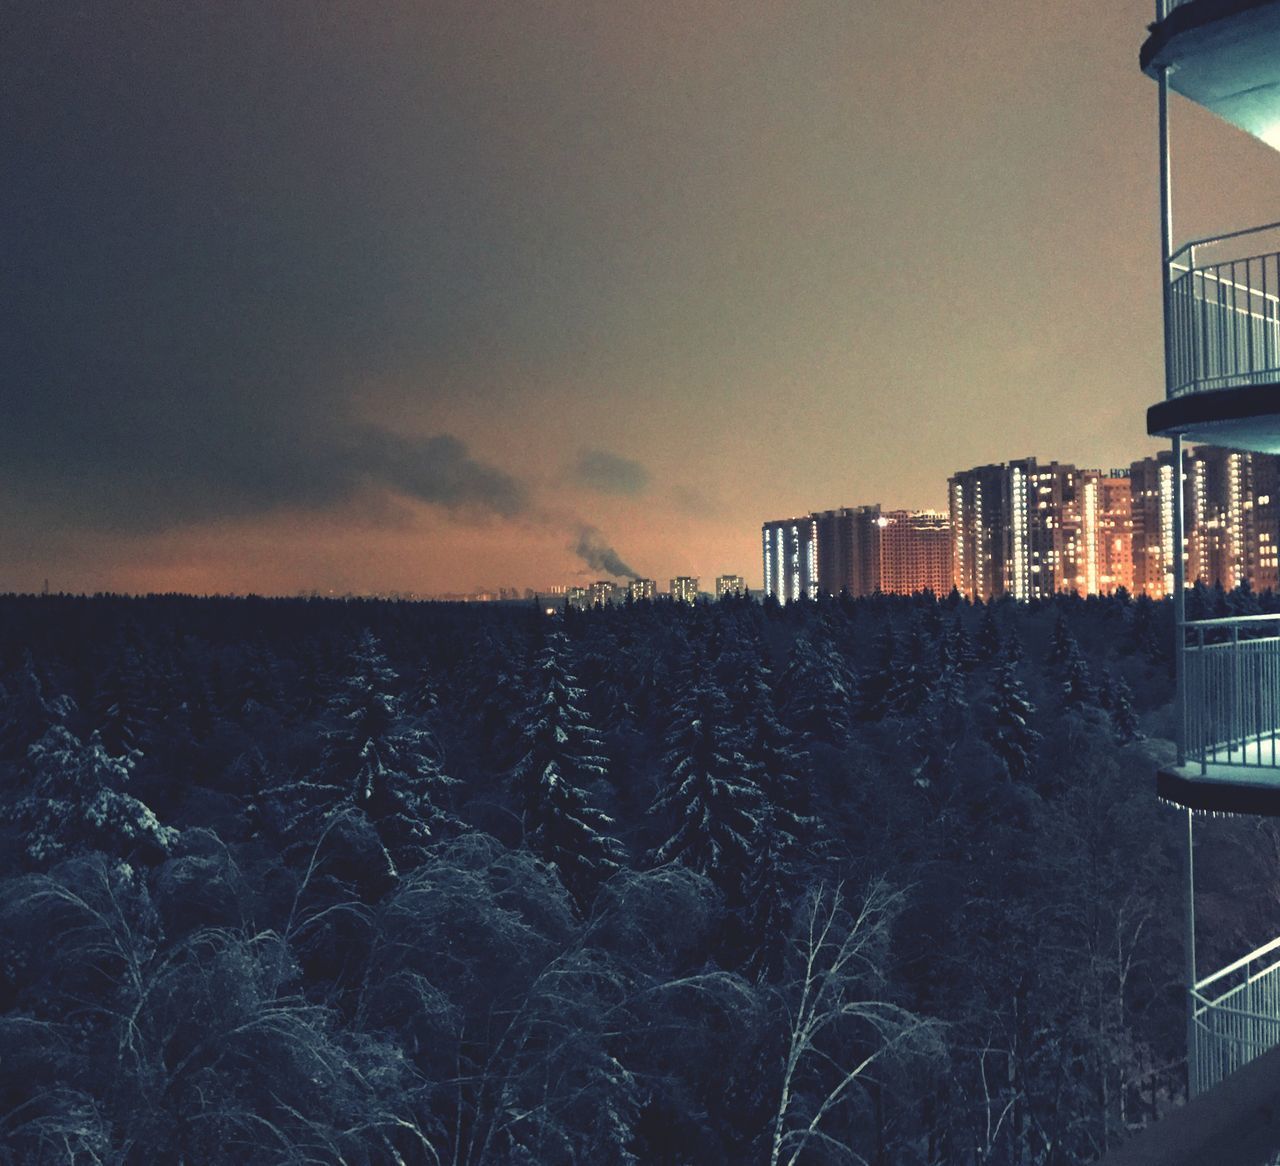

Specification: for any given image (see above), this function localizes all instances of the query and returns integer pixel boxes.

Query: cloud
[572,449,650,496]
[573,525,637,578]
[357,432,527,518]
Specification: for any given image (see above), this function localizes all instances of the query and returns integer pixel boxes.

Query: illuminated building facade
[1129,451,1180,599]
[949,464,1008,601]
[1127,448,1280,598]
[669,576,699,604]
[1097,471,1135,595]
[628,577,656,601]
[761,516,819,604]
[951,459,1137,600]
[879,510,953,596]
[715,574,746,599]
[586,580,619,607]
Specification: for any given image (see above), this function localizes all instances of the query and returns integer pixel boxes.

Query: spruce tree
[778,630,853,745]
[985,659,1041,783]
[510,633,624,912]
[10,725,177,865]
[648,671,764,902]
[269,630,456,874]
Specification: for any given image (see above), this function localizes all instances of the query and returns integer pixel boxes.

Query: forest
[2,586,1278,1165]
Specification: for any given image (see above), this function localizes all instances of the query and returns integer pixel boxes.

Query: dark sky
[3,1,1278,594]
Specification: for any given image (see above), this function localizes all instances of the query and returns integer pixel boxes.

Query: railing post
[1233,622,1242,755]
[1186,807,1198,1096]
[1199,626,1208,775]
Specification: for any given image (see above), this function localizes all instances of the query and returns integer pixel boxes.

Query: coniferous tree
[857,621,897,722]
[975,605,1002,663]
[90,643,155,757]
[0,653,76,765]
[885,617,939,720]
[10,724,178,865]
[269,630,456,874]
[985,658,1041,783]
[778,630,853,745]
[1100,671,1142,742]
[648,671,764,902]
[511,632,624,911]
[1059,637,1097,713]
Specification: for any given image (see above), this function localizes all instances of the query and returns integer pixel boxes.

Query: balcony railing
[1183,614,1280,770]
[1192,935,1280,1096]
[1166,224,1280,399]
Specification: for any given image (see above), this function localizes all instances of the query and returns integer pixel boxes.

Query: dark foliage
[0,589,1258,1164]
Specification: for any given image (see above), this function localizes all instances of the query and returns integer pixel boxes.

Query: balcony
[1158,614,1280,813]
[1192,935,1280,1095]
[1148,226,1280,453]
[1141,0,1280,148]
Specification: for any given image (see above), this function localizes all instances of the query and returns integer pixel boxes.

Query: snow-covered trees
[9,724,177,865]
[779,629,854,745]
[0,588,1224,1164]
[647,670,765,902]
[985,659,1041,783]
[768,881,937,1166]
[268,630,456,875]
[510,634,624,912]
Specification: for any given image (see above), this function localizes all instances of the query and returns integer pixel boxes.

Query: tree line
[1,587,1278,1164]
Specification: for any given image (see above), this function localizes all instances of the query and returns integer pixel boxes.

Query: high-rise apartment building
[813,506,882,597]
[949,464,1010,601]
[587,580,618,607]
[762,517,819,604]
[669,576,699,604]
[951,459,1136,600]
[715,574,746,599]
[1097,471,1135,595]
[628,577,656,601]
[1128,448,1280,598]
[1129,450,1180,599]
[879,510,953,596]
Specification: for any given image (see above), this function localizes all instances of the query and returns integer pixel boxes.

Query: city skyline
[6,3,1280,596]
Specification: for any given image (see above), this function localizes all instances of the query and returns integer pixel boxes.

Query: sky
[4,0,1279,596]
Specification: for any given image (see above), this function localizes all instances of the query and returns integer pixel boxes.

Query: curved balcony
[1158,614,1280,813]
[1141,0,1280,148]
[1148,224,1280,454]
[1191,935,1280,1097]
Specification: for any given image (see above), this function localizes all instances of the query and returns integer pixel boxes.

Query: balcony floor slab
[1160,752,1280,815]
[1148,383,1280,454]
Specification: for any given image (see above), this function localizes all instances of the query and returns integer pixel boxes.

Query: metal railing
[1166,223,1280,399]
[1191,935,1280,1096]
[1184,614,1280,771]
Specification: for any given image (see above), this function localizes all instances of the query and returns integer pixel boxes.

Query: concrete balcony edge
[1148,383,1280,453]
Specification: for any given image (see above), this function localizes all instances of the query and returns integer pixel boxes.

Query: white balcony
[1192,935,1280,1096]
[1148,226,1280,454]
[1159,615,1280,812]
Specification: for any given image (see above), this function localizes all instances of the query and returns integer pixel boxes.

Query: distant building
[628,577,657,601]
[879,510,952,596]
[715,574,746,599]
[949,464,1009,601]
[950,458,1105,600]
[1097,471,1135,595]
[670,576,699,604]
[813,506,882,597]
[1129,451,1180,599]
[762,517,819,604]
[587,580,618,607]
[566,586,588,610]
